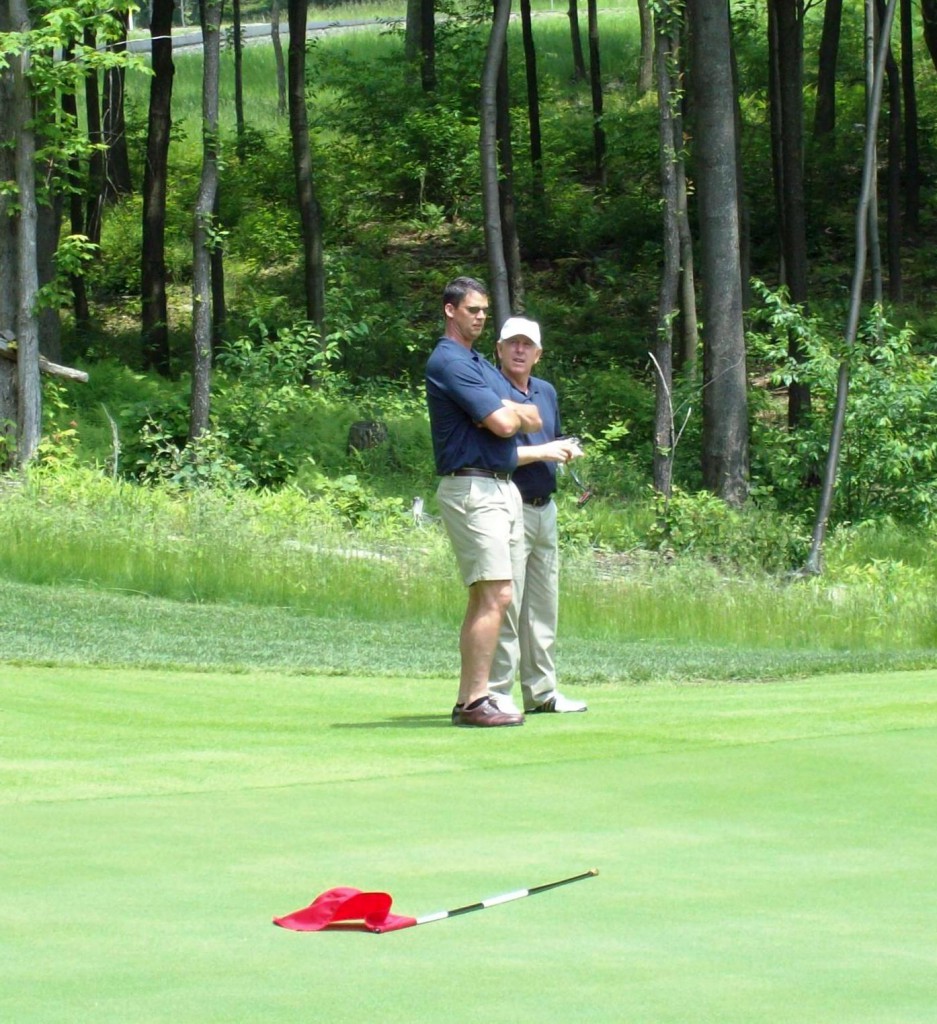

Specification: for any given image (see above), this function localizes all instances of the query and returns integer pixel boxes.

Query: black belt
[524,496,552,507]
[450,468,512,481]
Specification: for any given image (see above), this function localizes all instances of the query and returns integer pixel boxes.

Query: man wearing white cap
[489,316,588,714]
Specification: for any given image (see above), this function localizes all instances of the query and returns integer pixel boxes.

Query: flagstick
[374,868,599,933]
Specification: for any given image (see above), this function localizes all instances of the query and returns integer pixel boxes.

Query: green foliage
[651,486,811,573]
[748,283,937,525]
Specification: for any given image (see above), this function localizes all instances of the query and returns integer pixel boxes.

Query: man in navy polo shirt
[489,316,588,715]
[426,277,542,728]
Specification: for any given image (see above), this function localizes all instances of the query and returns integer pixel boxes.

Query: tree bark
[877,0,902,300]
[520,0,544,201]
[141,0,175,375]
[813,0,842,136]
[899,0,919,238]
[288,0,326,336]
[189,0,223,442]
[568,0,586,81]
[102,9,133,199]
[233,0,246,157]
[653,5,680,498]
[271,0,287,117]
[84,26,104,246]
[420,0,436,92]
[805,0,898,574]
[481,0,513,330]
[587,0,605,188]
[10,0,42,465]
[637,0,654,95]
[496,24,524,312]
[688,0,750,507]
[769,0,811,428]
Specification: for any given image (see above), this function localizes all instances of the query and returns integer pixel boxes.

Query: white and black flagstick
[375,868,599,933]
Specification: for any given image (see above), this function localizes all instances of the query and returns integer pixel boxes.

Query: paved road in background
[125,19,400,53]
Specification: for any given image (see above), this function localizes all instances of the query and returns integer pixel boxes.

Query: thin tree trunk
[899,0,919,238]
[102,9,132,199]
[877,0,902,300]
[271,0,287,117]
[813,0,842,135]
[481,0,513,330]
[520,0,544,201]
[865,0,883,306]
[637,0,654,95]
[654,6,680,498]
[496,23,524,311]
[568,0,586,81]
[62,43,90,332]
[10,0,41,464]
[804,0,898,574]
[420,0,436,92]
[233,0,246,157]
[142,0,174,374]
[84,26,105,246]
[288,0,326,335]
[586,0,605,188]
[190,0,223,442]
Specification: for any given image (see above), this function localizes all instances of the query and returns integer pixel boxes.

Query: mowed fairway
[3,666,937,1023]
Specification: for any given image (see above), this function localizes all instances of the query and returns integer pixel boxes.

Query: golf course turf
[3,666,936,1022]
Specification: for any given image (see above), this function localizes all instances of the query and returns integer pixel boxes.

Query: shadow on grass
[332,715,448,728]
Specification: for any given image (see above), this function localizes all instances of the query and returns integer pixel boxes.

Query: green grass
[3,664,937,1023]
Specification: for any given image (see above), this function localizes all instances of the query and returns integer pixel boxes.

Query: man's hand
[516,438,583,466]
[501,398,542,433]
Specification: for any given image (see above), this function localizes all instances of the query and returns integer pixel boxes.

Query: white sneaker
[527,693,588,714]
[489,693,523,715]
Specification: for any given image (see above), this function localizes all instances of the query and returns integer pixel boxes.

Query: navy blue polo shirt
[425,337,519,475]
[506,374,562,502]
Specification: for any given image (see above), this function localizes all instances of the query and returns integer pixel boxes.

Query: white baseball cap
[498,316,542,348]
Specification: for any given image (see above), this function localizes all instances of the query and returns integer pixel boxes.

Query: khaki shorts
[436,475,524,586]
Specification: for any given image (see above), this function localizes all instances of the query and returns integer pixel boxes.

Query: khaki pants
[489,498,559,709]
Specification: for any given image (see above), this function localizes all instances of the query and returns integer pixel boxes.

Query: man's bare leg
[458,578,512,706]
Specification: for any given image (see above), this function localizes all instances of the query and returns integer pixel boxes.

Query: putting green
[2,667,936,1023]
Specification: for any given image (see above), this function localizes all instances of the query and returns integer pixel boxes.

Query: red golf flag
[273,887,417,933]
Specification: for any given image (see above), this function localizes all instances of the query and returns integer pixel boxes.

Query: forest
[2,0,937,580]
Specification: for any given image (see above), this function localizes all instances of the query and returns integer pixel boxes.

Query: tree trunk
[405,0,421,64]
[481,0,513,330]
[84,26,104,246]
[813,0,842,136]
[271,0,287,117]
[769,0,811,428]
[0,2,17,462]
[10,0,41,465]
[877,0,902,300]
[233,0,246,158]
[496,24,524,312]
[520,0,544,201]
[653,5,680,498]
[420,0,436,93]
[189,0,223,442]
[688,0,750,507]
[102,9,133,199]
[587,0,605,188]
[637,0,654,95]
[899,0,919,238]
[865,0,883,307]
[568,0,586,81]
[919,0,937,73]
[61,44,90,333]
[288,0,326,336]
[141,0,174,375]
[804,0,898,574]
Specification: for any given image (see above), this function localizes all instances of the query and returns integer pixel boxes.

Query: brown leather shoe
[453,696,524,728]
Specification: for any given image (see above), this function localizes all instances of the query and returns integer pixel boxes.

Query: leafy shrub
[748,283,937,525]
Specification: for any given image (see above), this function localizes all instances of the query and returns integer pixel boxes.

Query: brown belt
[450,468,512,481]
[524,496,552,507]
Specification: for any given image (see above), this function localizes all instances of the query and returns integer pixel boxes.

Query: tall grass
[3,467,936,654]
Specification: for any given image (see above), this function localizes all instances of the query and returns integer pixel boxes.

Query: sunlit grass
[2,468,936,662]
